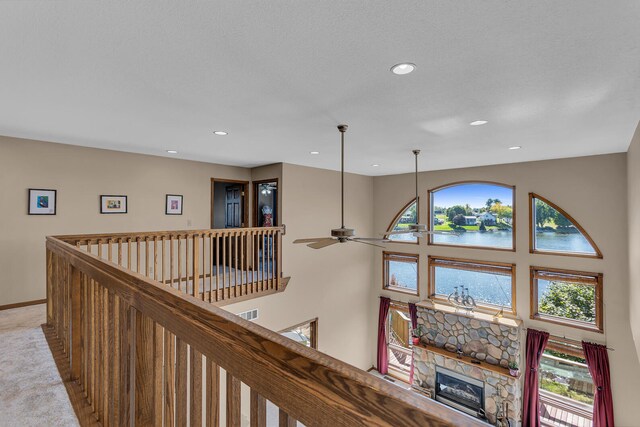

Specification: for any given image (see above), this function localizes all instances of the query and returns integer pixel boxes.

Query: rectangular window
[383,252,419,295]
[428,257,515,313]
[530,267,603,332]
[539,336,594,425]
[279,318,318,349]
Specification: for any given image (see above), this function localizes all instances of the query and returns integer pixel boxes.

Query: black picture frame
[100,195,128,214]
[166,194,183,215]
[28,188,57,215]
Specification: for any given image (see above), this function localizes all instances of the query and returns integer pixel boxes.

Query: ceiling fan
[383,149,459,239]
[293,125,390,250]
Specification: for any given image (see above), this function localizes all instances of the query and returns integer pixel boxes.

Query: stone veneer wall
[413,347,522,425]
[417,306,521,368]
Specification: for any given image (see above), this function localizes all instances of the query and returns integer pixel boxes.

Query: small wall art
[100,195,127,214]
[28,188,57,215]
[166,194,183,215]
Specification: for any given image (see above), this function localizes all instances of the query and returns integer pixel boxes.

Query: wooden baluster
[190,348,203,426]
[70,265,81,381]
[89,278,96,412]
[119,303,133,427]
[226,372,241,427]
[186,235,191,295]
[108,238,113,263]
[154,323,163,427]
[134,310,155,426]
[46,249,53,324]
[261,231,266,292]
[234,232,239,298]
[127,238,132,271]
[250,390,266,427]
[136,238,141,274]
[110,293,120,426]
[164,329,176,427]
[209,234,214,303]
[153,236,159,282]
[276,229,283,290]
[102,287,110,425]
[170,235,175,288]
[206,359,220,427]
[203,234,207,301]
[271,230,276,290]
[215,234,220,302]
[97,239,103,260]
[145,237,150,278]
[222,235,226,300]
[279,409,296,427]
[178,236,183,292]
[175,338,188,426]
[161,236,166,285]
[240,232,245,297]
[118,238,123,266]
[193,234,200,298]
[97,283,103,422]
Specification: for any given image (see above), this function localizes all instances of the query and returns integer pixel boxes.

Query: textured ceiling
[1,1,639,175]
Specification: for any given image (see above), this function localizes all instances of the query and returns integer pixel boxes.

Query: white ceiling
[1,1,639,176]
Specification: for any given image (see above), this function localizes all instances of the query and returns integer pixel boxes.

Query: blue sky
[433,184,513,208]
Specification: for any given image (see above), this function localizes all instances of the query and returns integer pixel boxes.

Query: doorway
[211,179,249,229]
[254,179,278,227]
[387,303,412,381]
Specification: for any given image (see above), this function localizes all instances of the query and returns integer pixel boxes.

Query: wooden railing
[45,232,482,427]
[54,227,286,305]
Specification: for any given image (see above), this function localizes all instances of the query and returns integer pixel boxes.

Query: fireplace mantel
[415,342,514,378]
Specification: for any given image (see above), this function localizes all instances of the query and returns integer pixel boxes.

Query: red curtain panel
[377,297,391,375]
[523,328,549,427]
[408,302,418,384]
[582,341,615,427]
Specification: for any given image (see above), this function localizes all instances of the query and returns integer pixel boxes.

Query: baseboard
[0,298,47,311]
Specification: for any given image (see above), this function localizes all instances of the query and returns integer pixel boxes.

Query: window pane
[537,279,596,324]
[387,260,417,291]
[540,350,594,406]
[533,198,597,255]
[389,201,417,242]
[433,266,512,309]
[431,183,514,249]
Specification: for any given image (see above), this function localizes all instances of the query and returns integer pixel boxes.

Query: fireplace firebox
[435,367,485,418]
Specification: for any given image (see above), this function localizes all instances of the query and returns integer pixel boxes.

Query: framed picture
[166,194,183,215]
[100,195,127,214]
[28,189,57,215]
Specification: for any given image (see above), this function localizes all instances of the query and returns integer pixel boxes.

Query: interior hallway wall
[0,135,251,306]
[372,153,640,426]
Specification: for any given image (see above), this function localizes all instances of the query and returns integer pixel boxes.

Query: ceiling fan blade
[349,239,386,249]
[383,230,413,235]
[308,239,339,249]
[353,237,391,243]
[294,237,331,243]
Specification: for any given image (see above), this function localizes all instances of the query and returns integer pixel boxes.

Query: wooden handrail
[45,234,482,426]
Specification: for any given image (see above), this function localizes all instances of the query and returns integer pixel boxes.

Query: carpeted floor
[0,304,79,426]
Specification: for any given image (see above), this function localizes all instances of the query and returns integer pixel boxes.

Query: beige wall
[0,136,250,306]
[372,153,640,425]
[225,163,376,370]
[629,123,640,362]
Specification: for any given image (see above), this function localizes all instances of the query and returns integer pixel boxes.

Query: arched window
[529,193,602,258]
[386,199,418,243]
[428,182,515,250]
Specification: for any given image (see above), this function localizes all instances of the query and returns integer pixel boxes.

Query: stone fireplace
[412,301,523,425]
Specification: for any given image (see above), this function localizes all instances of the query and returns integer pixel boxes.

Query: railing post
[276,229,283,290]
[70,264,82,381]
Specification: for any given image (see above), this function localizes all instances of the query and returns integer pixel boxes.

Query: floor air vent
[238,309,259,321]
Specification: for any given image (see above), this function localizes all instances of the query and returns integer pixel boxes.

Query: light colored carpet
[0,304,79,427]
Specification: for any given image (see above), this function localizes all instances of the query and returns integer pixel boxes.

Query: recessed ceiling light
[372,164,380,167]
[390,63,416,75]
[470,120,488,126]
[310,151,320,155]
[509,146,522,150]
[166,150,178,154]
[213,131,228,136]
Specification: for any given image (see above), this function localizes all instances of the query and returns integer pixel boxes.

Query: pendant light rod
[413,149,421,223]
[338,124,348,228]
